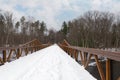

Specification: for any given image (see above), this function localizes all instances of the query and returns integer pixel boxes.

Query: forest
[0,10,120,48]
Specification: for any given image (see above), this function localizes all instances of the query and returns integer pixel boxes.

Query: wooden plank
[25,48,29,55]
[85,54,92,68]
[3,50,7,63]
[83,52,87,66]
[80,51,84,65]
[106,58,111,80]
[17,48,21,59]
[61,39,70,46]
[0,44,49,51]
[7,49,13,61]
[73,46,120,61]
[0,57,3,64]
[66,47,69,55]
[60,45,120,61]
[31,47,33,53]
[20,39,41,47]
[19,48,23,56]
[94,55,105,80]
[68,48,72,57]
[74,50,78,61]
[71,49,74,57]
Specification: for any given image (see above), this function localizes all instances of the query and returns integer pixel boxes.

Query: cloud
[0,0,120,30]
[91,0,120,13]
[0,0,89,30]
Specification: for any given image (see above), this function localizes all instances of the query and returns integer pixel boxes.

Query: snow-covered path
[0,44,96,80]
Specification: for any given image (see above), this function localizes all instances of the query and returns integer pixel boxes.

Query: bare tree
[4,12,14,46]
[67,11,115,48]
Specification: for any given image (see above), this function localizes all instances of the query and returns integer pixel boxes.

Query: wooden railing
[0,39,120,80]
[20,39,41,47]
[59,40,120,80]
[0,39,50,65]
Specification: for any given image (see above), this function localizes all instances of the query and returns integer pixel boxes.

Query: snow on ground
[0,44,96,80]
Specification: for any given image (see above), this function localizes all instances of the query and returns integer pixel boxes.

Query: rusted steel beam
[94,55,105,80]
[106,58,111,80]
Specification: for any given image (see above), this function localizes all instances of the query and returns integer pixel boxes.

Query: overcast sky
[0,0,120,30]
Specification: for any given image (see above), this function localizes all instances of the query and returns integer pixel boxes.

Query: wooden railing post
[69,48,73,57]
[94,55,105,80]
[0,57,3,64]
[74,50,78,61]
[25,48,28,55]
[59,44,120,80]
[80,51,84,65]
[7,49,13,61]
[83,52,87,66]
[106,58,111,80]
[3,50,7,63]
[30,47,33,53]
[85,54,92,68]
[17,48,21,59]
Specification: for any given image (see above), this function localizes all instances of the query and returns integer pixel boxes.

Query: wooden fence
[59,40,120,80]
[0,39,50,65]
[0,39,120,80]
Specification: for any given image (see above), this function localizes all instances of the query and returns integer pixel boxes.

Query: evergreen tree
[40,21,47,33]
[61,21,68,35]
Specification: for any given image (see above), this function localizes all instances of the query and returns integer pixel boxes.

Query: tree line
[0,10,120,48]
[0,11,49,47]
[62,11,120,48]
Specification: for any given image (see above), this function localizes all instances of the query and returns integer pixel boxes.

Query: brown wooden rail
[0,44,50,64]
[0,39,120,80]
[59,43,120,80]
[0,39,50,65]
[20,39,41,47]
[60,45,120,62]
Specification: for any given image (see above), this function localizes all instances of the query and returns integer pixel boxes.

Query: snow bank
[0,44,96,80]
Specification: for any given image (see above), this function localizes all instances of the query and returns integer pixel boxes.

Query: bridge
[0,39,120,80]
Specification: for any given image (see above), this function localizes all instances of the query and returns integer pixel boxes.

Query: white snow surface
[0,44,96,80]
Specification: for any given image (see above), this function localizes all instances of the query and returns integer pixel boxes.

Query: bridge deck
[0,39,120,80]
[0,44,96,80]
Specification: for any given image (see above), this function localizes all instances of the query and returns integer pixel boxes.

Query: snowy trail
[0,44,96,80]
